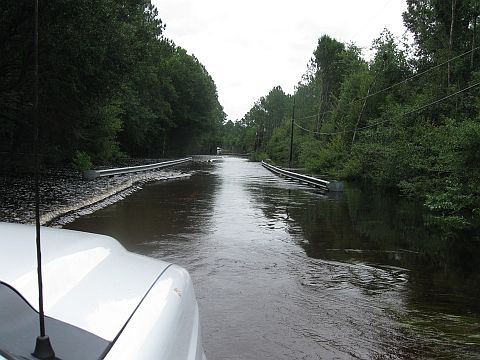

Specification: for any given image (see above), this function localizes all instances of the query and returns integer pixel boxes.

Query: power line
[294,113,321,121]
[294,81,480,136]
[366,45,480,99]
[294,45,480,123]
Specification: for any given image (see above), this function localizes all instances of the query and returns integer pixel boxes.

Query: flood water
[65,157,480,359]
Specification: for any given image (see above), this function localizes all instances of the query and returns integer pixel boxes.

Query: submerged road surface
[66,157,480,359]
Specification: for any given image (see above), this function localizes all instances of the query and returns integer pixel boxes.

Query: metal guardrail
[219,153,249,157]
[191,155,223,162]
[261,161,343,192]
[83,157,192,180]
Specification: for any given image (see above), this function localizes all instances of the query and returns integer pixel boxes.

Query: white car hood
[0,222,170,341]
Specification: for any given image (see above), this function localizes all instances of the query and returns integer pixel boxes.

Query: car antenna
[31,1,55,359]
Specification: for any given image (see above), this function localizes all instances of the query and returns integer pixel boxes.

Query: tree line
[223,0,480,231]
[0,0,225,170]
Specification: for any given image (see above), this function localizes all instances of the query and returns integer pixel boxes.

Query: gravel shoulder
[0,164,190,227]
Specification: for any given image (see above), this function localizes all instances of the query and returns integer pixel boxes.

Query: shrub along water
[222,1,480,233]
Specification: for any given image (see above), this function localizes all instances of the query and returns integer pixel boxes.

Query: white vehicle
[0,222,206,360]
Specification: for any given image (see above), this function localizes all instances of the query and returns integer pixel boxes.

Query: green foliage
[249,152,269,162]
[424,180,471,213]
[72,151,93,171]
[236,86,292,154]
[336,155,363,180]
[81,100,125,164]
[0,0,224,169]
[266,121,290,163]
[300,136,347,176]
[226,1,480,233]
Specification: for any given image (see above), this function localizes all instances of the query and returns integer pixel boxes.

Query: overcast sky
[153,0,408,121]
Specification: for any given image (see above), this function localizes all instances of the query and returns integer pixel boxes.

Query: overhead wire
[294,81,480,136]
[364,45,480,99]
[293,45,480,123]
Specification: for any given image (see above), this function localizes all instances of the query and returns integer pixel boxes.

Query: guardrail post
[326,181,344,192]
[83,170,99,180]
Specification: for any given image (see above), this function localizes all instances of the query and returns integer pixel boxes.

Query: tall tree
[0,0,225,168]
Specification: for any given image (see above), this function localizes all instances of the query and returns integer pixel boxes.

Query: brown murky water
[66,157,480,359]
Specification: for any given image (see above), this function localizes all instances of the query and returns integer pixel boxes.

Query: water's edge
[0,168,190,226]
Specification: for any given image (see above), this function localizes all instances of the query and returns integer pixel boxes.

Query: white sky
[153,0,408,121]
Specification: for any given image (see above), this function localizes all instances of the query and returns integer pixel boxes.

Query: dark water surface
[65,157,480,359]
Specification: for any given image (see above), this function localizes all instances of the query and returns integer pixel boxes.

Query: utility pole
[289,96,295,168]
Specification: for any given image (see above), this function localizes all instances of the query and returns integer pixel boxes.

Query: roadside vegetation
[222,0,480,231]
[0,0,225,170]
[1,1,479,232]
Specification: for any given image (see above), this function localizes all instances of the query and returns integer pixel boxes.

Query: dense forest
[223,0,480,231]
[1,1,479,231]
[0,0,225,170]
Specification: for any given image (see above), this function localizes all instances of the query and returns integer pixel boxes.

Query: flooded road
[66,157,480,359]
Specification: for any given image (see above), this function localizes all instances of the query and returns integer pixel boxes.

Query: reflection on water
[66,157,480,359]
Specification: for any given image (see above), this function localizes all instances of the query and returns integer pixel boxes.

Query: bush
[72,151,93,171]
[299,135,347,175]
[250,152,269,162]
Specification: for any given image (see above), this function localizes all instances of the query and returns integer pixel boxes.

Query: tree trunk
[315,84,325,138]
[351,58,386,146]
[472,12,477,69]
[351,86,371,146]
[448,0,457,87]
